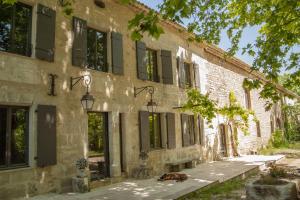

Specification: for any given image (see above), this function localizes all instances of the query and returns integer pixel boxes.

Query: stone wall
[0,0,283,199]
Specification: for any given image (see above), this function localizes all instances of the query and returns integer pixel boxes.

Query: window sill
[0,165,32,174]
[149,148,165,153]
[0,51,34,61]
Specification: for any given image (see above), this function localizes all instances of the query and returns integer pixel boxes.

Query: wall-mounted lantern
[70,75,95,111]
[134,86,157,114]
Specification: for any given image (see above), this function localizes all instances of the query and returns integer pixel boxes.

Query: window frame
[149,113,162,150]
[0,2,32,57]
[145,48,159,82]
[181,114,196,147]
[86,27,108,72]
[0,105,30,170]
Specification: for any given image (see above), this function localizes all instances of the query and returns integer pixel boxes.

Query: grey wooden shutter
[111,32,124,75]
[37,105,57,167]
[189,116,195,145]
[181,114,190,147]
[193,63,200,89]
[136,41,147,80]
[198,116,205,145]
[160,113,167,148]
[194,115,200,144]
[177,57,186,88]
[166,113,176,149]
[161,50,173,84]
[72,17,87,67]
[139,111,150,152]
[36,4,56,62]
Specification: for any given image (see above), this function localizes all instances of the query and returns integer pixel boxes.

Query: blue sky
[139,0,257,65]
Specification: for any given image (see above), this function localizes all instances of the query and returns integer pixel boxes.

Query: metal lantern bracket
[134,86,155,97]
[70,75,92,91]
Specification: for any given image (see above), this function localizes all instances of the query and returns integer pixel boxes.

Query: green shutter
[139,111,150,152]
[36,4,56,62]
[72,17,87,67]
[161,50,173,84]
[136,41,147,80]
[111,32,124,75]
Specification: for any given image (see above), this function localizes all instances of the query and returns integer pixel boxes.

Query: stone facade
[0,0,287,199]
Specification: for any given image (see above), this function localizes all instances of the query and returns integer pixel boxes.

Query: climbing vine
[182,89,257,156]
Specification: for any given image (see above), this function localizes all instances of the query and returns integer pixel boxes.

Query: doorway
[219,124,228,157]
[88,112,110,180]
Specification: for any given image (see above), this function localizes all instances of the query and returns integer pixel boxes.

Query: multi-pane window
[146,49,158,82]
[149,113,162,149]
[181,114,195,147]
[87,28,107,72]
[244,89,251,109]
[0,106,29,169]
[0,2,32,57]
[184,62,192,88]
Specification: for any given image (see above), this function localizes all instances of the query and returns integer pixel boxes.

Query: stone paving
[23,155,284,200]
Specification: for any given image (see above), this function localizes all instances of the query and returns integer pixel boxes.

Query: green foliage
[269,129,287,148]
[283,103,300,141]
[125,0,300,108]
[219,91,257,136]
[128,10,164,41]
[269,164,287,178]
[181,89,217,126]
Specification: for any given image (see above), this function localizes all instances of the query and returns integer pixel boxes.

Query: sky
[139,0,257,65]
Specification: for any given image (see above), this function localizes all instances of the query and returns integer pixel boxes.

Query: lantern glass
[81,92,95,111]
[147,100,157,113]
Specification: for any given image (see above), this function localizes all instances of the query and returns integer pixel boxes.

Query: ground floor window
[181,114,196,147]
[149,113,162,149]
[0,106,29,169]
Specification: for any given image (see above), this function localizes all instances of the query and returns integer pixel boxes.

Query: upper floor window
[149,113,162,149]
[87,28,107,72]
[0,106,29,169]
[244,89,251,109]
[146,48,159,82]
[0,2,32,57]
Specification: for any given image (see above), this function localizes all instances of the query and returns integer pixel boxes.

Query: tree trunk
[229,122,239,157]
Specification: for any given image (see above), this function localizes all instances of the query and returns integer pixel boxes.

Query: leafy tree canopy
[127,0,300,107]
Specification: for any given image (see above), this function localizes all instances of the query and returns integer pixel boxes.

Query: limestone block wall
[0,0,283,199]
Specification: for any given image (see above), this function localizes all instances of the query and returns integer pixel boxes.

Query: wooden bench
[166,159,198,172]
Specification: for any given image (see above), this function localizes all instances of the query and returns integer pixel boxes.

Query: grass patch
[259,142,300,155]
[179,176,253,200]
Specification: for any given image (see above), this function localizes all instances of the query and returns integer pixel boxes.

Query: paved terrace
[25,155,284,200]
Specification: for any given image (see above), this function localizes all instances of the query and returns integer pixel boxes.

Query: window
[149,113,162,149]
[0,2,32,56]
[184,62,192,88]
[256,121,261,137]
[87,28,107,72]
[0,106,29,169]
[146,48,158,82]
[244,89,251,109]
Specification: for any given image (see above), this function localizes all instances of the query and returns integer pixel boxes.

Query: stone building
[0,0,297,199]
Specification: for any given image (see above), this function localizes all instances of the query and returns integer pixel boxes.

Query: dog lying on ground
[157,173,188,182]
